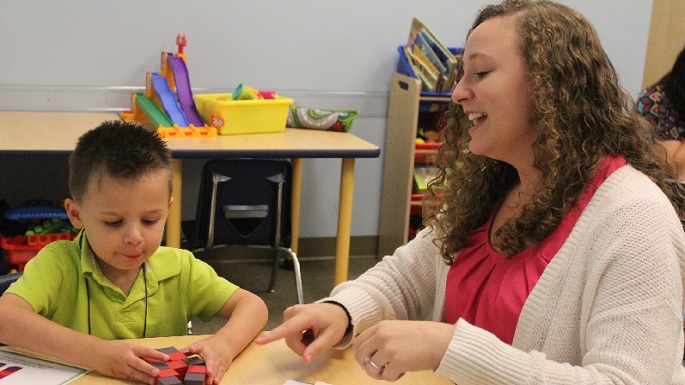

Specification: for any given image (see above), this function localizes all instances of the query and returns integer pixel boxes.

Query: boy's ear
[168,196,174,209]
[64,198,84,229]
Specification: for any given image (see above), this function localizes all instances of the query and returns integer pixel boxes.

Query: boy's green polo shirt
[6,231,238,340]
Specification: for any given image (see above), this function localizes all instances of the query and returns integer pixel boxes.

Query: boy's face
[65,169,172,280]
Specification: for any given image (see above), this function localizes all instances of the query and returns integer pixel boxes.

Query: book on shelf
[405,17,460,93]
[403,46,438,91]
[413,166,439,193]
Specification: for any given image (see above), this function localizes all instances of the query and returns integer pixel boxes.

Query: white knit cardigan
[325,165,685,384]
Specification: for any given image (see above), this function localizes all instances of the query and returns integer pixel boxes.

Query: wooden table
[0,111,380,284]
[63,334,452,384]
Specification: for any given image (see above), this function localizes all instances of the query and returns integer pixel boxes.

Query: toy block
[187,365,206,374]
[183,356,205,366]
[157,368,178,379]
[157,376,183,385]
[169,352,187,362]
[152,362,170,370]
[183,371,205,385]
[144,356,163,364]
[167,359,188,378]
[157,346,180,355]
[154,368,180,385]
[184,363,207,384]
[157,346,187,362]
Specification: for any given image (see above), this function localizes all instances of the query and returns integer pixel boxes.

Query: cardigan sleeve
[319,227,443,348]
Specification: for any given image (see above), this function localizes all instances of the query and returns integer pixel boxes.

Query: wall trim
[0,85,389,119]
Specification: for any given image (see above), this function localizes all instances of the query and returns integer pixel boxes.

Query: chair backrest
[186,159,292,251]
[0,272,22,295]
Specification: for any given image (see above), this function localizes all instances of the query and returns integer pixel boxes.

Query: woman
[638,45,685,180]
[258,1,685,384]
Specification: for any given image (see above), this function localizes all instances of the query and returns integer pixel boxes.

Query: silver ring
[365,355,386,371]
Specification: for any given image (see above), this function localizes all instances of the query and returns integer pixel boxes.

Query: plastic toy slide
[151,73,190,127]
[167,55,205,127]
[134,92,173,127]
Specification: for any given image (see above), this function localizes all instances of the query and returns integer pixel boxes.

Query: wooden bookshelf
[378,72,451,258]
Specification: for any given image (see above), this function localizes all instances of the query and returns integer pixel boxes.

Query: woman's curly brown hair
[425,0,681,264]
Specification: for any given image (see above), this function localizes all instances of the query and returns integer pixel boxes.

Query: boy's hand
[256,303,350,364]
[181,336,234,384]
[90,340,168,385]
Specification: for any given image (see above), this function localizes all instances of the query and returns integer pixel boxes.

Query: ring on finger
[365,355,386,371]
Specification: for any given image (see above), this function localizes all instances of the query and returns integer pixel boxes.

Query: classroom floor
[188,249,378,334]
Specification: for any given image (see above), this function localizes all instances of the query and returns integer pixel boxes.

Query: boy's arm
[0,293,168,384]
[183,288,268,384]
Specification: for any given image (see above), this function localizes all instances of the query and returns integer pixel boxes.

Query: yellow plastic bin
[193,93,294,135]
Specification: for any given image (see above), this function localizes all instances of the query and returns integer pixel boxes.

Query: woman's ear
[64,198,84,229]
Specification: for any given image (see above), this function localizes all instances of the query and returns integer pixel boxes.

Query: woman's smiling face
[452,14,538,167]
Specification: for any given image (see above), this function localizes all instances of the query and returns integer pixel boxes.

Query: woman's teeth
[467,112,487,123]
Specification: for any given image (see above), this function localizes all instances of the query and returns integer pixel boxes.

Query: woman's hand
[352,320,455,381]
[256,303,350,364]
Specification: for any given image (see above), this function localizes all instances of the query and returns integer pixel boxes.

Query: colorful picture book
[404,17,461,93]
[0,348,88,385]
[413,166,439,193]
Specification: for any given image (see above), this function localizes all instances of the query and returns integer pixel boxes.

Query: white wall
[0,1,652,238]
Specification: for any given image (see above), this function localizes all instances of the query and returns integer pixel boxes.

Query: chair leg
[280,247,304,304]
[268,248,280,293]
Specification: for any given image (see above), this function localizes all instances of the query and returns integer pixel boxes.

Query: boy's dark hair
[69,120,172,201]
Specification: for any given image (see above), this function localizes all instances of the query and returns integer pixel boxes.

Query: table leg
[290,159,302,253]
[334,158,355,285]
[166,159,183,248]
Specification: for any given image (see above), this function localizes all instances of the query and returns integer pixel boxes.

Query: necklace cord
[85,270,148,338]
[80,235,148,338]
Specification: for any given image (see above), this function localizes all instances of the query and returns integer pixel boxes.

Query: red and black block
[155,368,181,385]
[150,346,207,385]
[157,346,187,362]
[184,363,206,385]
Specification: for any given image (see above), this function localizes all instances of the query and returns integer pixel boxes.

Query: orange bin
[0,233,76,271]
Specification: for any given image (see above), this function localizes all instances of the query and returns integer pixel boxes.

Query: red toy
[184,364,206,385]
[176,34,187,55]
[149,346,206,385]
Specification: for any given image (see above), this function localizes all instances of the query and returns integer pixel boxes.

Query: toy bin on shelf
[193,94,294,135]
[0,233,76,271]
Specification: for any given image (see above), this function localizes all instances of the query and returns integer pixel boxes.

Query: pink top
[445,156,626,344]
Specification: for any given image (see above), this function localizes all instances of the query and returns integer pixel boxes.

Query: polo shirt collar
[76,231,174,299]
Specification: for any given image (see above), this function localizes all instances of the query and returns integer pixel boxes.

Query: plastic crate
[193,93,294,135]
[410,194,424,216]
[0,233,76,271]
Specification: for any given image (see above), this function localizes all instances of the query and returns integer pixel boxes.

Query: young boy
[0,120,268,385]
